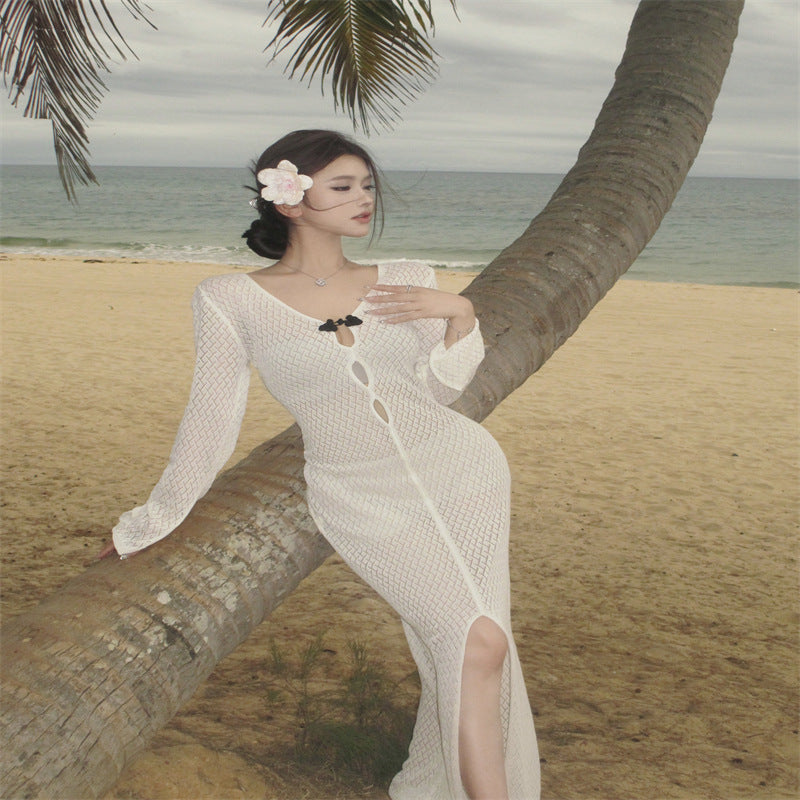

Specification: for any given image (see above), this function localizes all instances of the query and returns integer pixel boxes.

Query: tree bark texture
[0,2,744,797]
[456,0,744,422]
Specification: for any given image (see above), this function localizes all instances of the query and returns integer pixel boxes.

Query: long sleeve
[411,264,486,405]
[112,286,250,556]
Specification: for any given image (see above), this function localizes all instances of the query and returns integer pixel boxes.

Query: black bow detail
[318,315,363,332]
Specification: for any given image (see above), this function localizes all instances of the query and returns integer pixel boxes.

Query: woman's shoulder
[195,271,248,293]
[190,273,257,331]
[194,272,251,304]
[379,260,436,286]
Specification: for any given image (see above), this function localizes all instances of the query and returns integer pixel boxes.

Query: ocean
[1,165,797,287]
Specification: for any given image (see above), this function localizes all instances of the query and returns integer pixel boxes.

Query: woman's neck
[281,228,346,273]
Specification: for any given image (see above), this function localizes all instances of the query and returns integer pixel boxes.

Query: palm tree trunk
[456,0,745,422]
[0,2,744,797]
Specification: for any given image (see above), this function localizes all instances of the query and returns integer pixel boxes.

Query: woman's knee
[463,617,508,676]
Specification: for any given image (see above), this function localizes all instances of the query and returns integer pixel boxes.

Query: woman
[103,129,539,800]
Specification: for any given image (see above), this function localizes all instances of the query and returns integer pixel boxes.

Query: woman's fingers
[365,286,465,320]
[97,540,117,559]
[366,301,419,315]
[363,284,474,335]
[364,284,421,321]
[367,283,415,293]
[97,540,142,561]
[364,284,418,303]
[366,304,425,322]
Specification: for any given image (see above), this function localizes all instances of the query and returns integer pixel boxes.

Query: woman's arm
[108,285,251,557]
[364,265,485,404]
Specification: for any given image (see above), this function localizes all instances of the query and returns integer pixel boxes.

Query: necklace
[282,258,348,287]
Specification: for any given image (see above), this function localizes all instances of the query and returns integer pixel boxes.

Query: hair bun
[242,212,288,260]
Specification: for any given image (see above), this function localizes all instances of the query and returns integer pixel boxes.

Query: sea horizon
[1,166,797,288]
[4,161,797,179]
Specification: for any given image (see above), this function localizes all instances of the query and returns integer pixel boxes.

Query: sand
[1,253,797,799]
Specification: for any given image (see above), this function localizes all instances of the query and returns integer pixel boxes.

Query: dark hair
[242,129,384,260]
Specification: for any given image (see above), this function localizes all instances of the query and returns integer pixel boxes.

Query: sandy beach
[1,252,797,799]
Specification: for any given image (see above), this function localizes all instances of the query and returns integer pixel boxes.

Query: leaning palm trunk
[0,2,743,797]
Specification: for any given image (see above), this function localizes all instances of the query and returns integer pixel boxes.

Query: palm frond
[0,0,155,201]
[264,0,458,133]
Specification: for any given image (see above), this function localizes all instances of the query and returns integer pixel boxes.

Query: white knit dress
[113,261,540,799]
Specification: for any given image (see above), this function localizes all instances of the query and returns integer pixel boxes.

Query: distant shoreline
[1,251,797,290]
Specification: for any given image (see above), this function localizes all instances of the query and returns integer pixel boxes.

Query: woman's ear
[274,203,304,220]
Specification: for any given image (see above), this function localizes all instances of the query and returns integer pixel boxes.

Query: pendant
[315,278,327,286]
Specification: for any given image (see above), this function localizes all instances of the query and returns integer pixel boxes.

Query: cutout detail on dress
[352,361,369,386]
[335,326,355,347]
[372,398,389,423]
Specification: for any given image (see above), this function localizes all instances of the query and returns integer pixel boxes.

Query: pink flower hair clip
[252,159,313,207]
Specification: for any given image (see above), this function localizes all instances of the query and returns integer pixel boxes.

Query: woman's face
[294,155,375,238]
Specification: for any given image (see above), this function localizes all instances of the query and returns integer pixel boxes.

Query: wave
[0,237,263,266]
[726,280,800,289]
[1,236,84,249]
[371,257,486,272]
[0,238,489,273]
[2,240,795,288]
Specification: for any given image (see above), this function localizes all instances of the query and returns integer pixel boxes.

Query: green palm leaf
[264,0,457,132]
[0,0,154,200]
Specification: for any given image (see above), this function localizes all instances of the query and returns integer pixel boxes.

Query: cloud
[1,0,796,177]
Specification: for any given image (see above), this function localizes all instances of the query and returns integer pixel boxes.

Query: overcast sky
[1,0,797,177]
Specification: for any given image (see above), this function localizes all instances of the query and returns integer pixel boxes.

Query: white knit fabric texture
[113,261,539,799]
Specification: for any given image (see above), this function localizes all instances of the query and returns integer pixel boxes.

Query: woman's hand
[98,539,118,559]
[364,283,476,347]
[97,539,142,560]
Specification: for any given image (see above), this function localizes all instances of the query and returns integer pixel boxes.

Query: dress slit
[396,610,517,799]
[453,615,512,795]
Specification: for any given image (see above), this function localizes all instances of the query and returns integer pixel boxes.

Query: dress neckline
[244,263,383,325]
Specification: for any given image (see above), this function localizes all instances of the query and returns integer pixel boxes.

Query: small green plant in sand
[265,633,417,785]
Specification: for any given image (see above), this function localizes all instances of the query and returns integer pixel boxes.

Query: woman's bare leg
[459,617,510,800]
